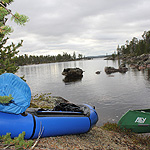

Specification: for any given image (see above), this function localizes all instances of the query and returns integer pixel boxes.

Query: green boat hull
[118,109,150,133]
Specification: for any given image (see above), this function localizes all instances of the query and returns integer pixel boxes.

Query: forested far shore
[14,52,84,66]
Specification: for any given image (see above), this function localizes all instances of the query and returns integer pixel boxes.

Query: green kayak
[118,109,150,133]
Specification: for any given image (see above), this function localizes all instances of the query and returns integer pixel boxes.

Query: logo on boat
[135,117,146,124]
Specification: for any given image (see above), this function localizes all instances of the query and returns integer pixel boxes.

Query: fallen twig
[30,122,44,150]
[3,144,14,149]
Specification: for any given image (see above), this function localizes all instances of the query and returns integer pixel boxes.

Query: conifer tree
[0,0,29,74]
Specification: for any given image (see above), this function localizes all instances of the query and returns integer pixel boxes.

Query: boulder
[105,65,128,74]
[62,68,84,78]
[119,64,128,73]
[105,67,119,74]
[147,64,150,68]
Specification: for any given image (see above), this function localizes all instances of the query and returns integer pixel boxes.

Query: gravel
[32,126,149,150]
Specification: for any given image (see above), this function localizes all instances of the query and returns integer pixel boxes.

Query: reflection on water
[63,76,83,84]
[16,58,150,126]
[145,69,150,81]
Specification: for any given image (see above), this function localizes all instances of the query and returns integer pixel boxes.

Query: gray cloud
[7,0,150,56]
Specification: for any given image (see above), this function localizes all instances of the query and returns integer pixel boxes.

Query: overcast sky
[7,0,150,56]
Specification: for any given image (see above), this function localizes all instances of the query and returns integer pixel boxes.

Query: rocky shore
[28,95,150,150]
[105,54,150,71]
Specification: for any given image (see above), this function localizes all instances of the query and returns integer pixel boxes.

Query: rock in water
[62,68,84,78]
[105,65,128,74]
[95,71,101,74]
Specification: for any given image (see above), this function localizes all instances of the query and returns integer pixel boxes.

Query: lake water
[16,58,150,126]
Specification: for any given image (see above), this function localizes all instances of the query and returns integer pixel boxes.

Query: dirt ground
[32,126,149,150]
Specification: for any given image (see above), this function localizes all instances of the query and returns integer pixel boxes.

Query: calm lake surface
[16,58,150,126]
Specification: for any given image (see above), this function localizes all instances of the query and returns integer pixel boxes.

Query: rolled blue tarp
[0,73,31,114]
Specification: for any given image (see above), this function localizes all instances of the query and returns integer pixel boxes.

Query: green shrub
[0,132,33,149]
[0,94,14,104]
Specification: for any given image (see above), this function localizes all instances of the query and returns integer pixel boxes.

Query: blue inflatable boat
[0,103,98,139]
[0,73,98,139]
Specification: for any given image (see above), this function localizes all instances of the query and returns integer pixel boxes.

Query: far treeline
[15,52,84,66]
[116,30,150,56]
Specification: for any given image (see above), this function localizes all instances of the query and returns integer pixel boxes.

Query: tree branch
[0,1,19,20]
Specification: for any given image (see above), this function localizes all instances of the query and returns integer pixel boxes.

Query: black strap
[30,114,36,139]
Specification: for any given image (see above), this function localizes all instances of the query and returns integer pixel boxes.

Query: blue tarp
[0,73,31,114]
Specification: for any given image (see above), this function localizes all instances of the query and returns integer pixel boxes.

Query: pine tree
[73,52,76,60]
[0,0,29,75]
[0,38,23,74]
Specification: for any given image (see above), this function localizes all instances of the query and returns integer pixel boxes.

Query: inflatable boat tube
[0,104,98,139]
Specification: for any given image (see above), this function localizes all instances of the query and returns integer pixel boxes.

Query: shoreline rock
[122,54,150,70]
[30,95,69,109]
[105,65,128,74]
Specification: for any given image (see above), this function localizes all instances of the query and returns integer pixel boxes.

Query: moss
[101,122,150,148]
